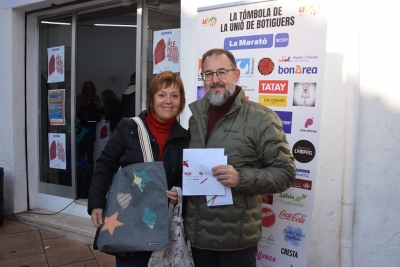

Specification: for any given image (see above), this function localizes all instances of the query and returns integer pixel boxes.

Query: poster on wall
[47,45,65,83]
[48,133,66,170]
[48,89,65,125]
[153,29,180,74]
[196,1,327,267]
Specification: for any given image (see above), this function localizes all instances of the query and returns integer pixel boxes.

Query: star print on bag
[101,211,124,236]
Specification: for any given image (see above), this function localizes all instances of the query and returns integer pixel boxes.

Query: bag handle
[172,186,183,216]
[131,117,154,162]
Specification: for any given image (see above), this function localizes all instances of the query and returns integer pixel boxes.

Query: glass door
[38,15,75,198]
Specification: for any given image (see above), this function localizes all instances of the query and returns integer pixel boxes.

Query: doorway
[36,0,180,202]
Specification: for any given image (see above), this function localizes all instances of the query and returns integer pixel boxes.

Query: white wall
[0,7,28,214]
[180,0,400,266]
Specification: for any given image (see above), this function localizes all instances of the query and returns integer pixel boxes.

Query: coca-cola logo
[279,210,307,224]
[262,207,276,228]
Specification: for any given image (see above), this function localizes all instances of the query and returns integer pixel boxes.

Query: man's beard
[205,83,236,106]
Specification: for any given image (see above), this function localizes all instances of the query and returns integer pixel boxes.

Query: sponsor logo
[259,230,275,249]
[262,194,274,205]
[258,58,275,75]
[259,80,288,94]
[296,168,310,178]
[300,118,318,133]
[278,56,292,62]
[275,111,292,134]
[201,15,217,26]
[278,192,308,208]
[293,82,316,107]
[236,58,254,75]
[293,55,318,62]
[299,4,321,16]
[259,95,287,107]
[161,31,172,35]
[283,226,305,247]
[279,210,307,224]
[278,65,318,74]
[262,207,276,228]
[292,140,316,163]
[198,59,202,79]
[256,251,276,262]
[224,34,273,50]
[275,33,289,47]
[281,247,299,258]
[284,260,302,267]
[291,178,312,190]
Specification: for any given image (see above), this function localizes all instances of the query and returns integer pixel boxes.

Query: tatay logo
[299,4,321,16]
[283,226,305,247]
[296,168,311,178]
[292,140,316,163]
[201,15,217,26]
[278,65,318,74]
[275,111,293,134]
[262,207,276,228]
[259,95,287,107]
[275,33,289,47]
[236,58,254,75]
[259,80,288,94]
[279,210,307,224]
[291,178,312,191]
[300,118,318,134]
[224,34,273,50]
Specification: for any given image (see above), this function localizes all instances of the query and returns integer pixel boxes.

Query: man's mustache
[209,83,224,89]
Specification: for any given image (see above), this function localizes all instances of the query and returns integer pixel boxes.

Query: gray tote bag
[96,117,169,253]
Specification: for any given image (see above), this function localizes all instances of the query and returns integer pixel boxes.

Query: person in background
[76,81,102,167]
[121,72,136,118]
[184,48,296,267]
[88,71,189,267]
[101,89,123,133]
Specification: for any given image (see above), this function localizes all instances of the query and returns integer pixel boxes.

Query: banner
[196,1,327,266]
[47,45,65,83]
[48,133,66,170]
[153,29,180,73]
[48,89,65,125]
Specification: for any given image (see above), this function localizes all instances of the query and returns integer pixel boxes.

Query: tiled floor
[0,218,116,267]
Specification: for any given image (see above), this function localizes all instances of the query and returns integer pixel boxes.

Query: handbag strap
[131,117,154,162]
[172,186,183,216]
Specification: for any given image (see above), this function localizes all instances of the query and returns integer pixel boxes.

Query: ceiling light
[41,21,71,25]
[94,24,137,28]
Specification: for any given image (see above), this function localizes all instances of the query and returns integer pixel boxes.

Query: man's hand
[91,208,103,227]
[212,165,239,188]
[166,187,178,205]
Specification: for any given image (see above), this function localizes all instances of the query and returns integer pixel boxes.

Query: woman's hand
[91,208,104,227]
[166,187,178,205]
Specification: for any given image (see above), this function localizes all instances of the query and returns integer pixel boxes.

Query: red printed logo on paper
[258,58,275,75]
[100,125,108,139]
[279,210,307,224]
[262,207,276,228]
[49,55,55,75]
[50,140,57,160]
[259,80,288,94]
[154,39,166,65]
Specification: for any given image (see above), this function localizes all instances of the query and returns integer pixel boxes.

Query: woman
[88,71,189,267]
[76,81,102,167]
[101,89,123,133]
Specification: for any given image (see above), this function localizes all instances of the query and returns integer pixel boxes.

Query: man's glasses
[201,69,236,81]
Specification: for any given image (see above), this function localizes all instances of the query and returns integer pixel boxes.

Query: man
[185,48,296,267]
